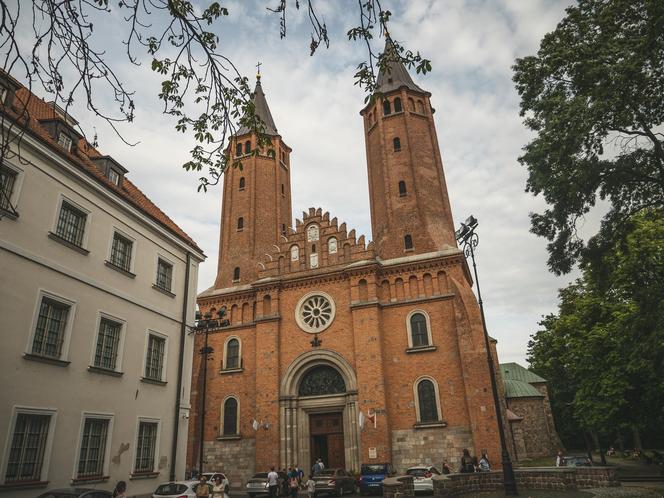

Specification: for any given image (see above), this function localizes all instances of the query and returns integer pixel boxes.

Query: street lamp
[455,215,518,496]
[190,306,229,475]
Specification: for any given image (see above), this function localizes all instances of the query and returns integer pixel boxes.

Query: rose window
[296,292,336,333]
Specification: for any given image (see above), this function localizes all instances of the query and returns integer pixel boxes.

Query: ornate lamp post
[455,215,518,495]
[190,307,229,475]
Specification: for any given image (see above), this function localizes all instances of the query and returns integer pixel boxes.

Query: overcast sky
[19,0,587,365]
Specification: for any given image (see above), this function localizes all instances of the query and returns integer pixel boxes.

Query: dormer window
[57,133,73,152]
[0,72,20,108]
[89,155,128,188]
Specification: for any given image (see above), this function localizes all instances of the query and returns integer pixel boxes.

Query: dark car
[36,489,113,498]
[313,468,356,497]
[565,455,593,467]
[359,463,395,495]
[246,471,289,498]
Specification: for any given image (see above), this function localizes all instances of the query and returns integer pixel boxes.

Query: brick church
[189,40,512,484]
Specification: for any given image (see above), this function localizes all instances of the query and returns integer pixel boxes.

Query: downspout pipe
[171,252,192,481]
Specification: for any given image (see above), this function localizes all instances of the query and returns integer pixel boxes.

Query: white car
[152,480,210,498]
[201,471,231,490]
[406,466,442,494]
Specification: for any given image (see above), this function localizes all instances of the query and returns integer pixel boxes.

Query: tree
[528,209,664,449]
[513,0,664,275]
[0,0,430,191]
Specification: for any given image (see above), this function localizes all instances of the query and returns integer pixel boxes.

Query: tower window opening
[404,234,413,250]
[383,100,391,116]
[239,177,245,190]
[408,98,415,111]
[311,244,317,253]
[417,100,425,114]
[281,224,287,236]
[394,97,403,113]
[237,217,244,230]
[281,184,285,195]
[244,141,251,154]
[398,181,407,196]
[233,267,240,281]
[393,137,401,152]
[235,143,242,156]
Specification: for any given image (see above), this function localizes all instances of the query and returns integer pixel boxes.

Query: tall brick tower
[214,75,293,288]
[361,38,457,260]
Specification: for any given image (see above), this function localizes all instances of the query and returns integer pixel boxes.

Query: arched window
[393,137,401,152]
[415,379,440,423]
[298,366,346,397]
[235,143,242,156]
[233,267,240,281]
[404,234,413,250]
[291,245,299,261]
[328,237,338,254]
[222,397,239,435]
[239,177,245,190]
[237,217,244,230]
[398,180,407,196]
[225,338,240,369]
[394,97,403,113]
[244,141,251,154]
[409,312,430,347]
[408,98,415,112]
[383,99,391,116]
[307,224,319,242]
[417,100,425,114]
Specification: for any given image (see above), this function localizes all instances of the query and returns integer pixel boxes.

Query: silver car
[152,480,211,498]
[406,466,442,494]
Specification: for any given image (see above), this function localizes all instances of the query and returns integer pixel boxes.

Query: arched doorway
[280,350,360,472]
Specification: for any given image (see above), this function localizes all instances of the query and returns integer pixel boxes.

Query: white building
[0,73,205,498]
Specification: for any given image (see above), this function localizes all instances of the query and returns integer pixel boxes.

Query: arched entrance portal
[280,350,360,472]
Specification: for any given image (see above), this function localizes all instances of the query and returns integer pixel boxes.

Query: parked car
[36,489,113,498]
[246,471,288,498]
[313,468,356,496]
[406,466,442,494]
[359,463,396,495]
[565,455,593,467]
[152,480,211,498]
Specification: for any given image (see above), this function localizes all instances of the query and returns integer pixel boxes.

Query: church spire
[375,37,426,94]
[236,74,278,136]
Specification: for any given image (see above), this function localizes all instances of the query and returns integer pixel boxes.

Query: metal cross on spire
[256,61,262,79]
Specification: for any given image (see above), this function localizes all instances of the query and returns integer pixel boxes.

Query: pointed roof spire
[236,72,278,136]
[375,36,426,94]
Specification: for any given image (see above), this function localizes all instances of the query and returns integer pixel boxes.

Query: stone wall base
[204,438,256,489]
[391,426,473,472]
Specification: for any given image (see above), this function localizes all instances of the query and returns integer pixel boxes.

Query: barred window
[134,421,158,473]
[77,418,109,478]
[56,201,87,247]
[94,318,122,370]
[417,379,439,422]
[225,339,240,369]
[32,297,70,358]
[5,413,51,483]
[410,313,429,347]
[223,398,238,436]
[110,232,133,272]
[145,334,165,381]
[57,133,73,152]
[0,166,17,211]
[156,259,173,292]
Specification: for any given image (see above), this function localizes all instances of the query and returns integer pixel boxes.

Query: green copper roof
[504,379,544,398]
[500,362,547,383]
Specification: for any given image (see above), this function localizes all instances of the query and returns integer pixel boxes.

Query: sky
[16,0,587,365]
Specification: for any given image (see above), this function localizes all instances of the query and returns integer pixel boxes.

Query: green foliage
[513,0,664,275]
[528,210,664,446]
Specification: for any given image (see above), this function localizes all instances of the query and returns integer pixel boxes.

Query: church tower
[214,75,293,288]
[361,39,457,260]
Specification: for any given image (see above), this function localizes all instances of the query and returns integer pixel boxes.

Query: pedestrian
[196,475,210,497]
[295,464,304,487]
[212,476,225,498]
[267,466,279,498]
[112,481,127,498]
[306,475,316,498]
[441,461,451,475]
[459,449,475,473]
[478,453,491,472]
[555,450,565,467]
[312,459,321,476]
[318,458,325,471]
[289,469,299,498]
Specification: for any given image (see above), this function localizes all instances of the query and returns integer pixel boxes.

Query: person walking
[196,475,210,497]
[460,449,476,473]
[288,468,299,498]
[555,450,565,467]
[305,475,316,498]
[295,464,304,488]
[112,481,127,498]
[267,466,279,498]
[478,453,491,472]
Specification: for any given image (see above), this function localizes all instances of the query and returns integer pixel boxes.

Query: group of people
[459,449,491,473]
[267,464,318,498]
[194,475,230,498]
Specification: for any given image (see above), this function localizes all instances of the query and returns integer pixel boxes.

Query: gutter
[171,252,192,481]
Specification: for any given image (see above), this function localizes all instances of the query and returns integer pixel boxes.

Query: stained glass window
[417,379,439,422]
[298,366,346,397]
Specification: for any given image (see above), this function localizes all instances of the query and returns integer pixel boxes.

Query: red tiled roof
[6,87,203,254]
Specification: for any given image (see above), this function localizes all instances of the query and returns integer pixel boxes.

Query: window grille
[226,339,240,369]
[32,298,70,358]
[94,318,122,370]
[145,335,165,380]
[134,422,157,472]
[0,166,17,211]
[56,201,87,247]
[410,313,429,347]
[156,259,173,292]
[5,413,50,483]
[417,380,439,422]
[223,399,238,435]
[110,233,133,271]
[77,418,109,477]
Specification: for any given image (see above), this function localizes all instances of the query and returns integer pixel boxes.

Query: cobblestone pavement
[586,485,664,497]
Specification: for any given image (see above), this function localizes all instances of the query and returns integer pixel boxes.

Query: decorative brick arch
[280,349,358,396]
